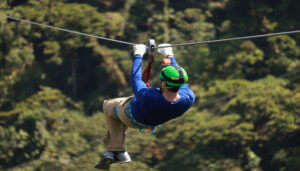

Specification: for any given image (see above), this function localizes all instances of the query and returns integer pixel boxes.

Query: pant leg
[103,97,131,151]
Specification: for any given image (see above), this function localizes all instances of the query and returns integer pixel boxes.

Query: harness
[142,39,156,87]
[113,104,158,134]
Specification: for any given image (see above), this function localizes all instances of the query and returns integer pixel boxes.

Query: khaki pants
[103,96,135,151]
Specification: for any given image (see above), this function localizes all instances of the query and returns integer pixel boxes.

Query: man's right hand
[157,44,174,57]
[133,44,147,57]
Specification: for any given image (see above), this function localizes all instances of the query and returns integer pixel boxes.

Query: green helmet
[160,65,188,87]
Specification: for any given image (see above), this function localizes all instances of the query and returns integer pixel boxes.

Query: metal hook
[148,39,156,53]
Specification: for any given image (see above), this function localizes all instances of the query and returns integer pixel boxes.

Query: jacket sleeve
[131,55,148,95]
[170,56,178,66]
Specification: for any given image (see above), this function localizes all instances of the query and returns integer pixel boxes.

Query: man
[95,44,195,170]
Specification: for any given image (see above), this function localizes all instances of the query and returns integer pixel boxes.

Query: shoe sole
[119,160,132,164]
[95,158,114,170]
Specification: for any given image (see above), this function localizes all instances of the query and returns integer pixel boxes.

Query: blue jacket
[130,54,195,126]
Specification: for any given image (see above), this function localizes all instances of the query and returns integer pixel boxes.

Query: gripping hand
[157,44,174,57]
[133,44,147,57]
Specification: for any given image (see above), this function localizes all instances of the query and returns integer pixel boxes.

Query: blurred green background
[0,0,299,170]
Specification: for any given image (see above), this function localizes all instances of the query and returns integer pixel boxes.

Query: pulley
[148,39,156,53]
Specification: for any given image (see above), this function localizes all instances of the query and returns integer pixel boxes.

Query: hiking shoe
[95,151,114,170]
[114,151,132,163]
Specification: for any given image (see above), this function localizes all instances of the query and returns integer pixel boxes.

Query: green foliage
[153,77,299,170]
[0,0,300,170]
[0,125,44,169]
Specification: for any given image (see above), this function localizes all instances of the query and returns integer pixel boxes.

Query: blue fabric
[125,103,153,129]
[130,55,195,126]
[114,107,118,118]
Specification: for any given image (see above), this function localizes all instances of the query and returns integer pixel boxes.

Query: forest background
[0,0,299,170]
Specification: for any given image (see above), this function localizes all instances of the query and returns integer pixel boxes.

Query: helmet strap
[174,65,184,81]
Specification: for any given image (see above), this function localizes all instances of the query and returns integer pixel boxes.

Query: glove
[133,44,147,56]
[157,44,174,57]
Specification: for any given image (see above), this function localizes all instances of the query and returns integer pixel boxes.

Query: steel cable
[0,13,137,46]
[2,14,300,49]
[157,30,300,48]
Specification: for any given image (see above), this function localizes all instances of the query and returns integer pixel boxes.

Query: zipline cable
[0,13,137,46]
[2,14,300,49]
[157,30,300,48]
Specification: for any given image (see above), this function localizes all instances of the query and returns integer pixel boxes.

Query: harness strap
[113,104,158,134]
[142,53,154,87]
[113,106,119,119]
